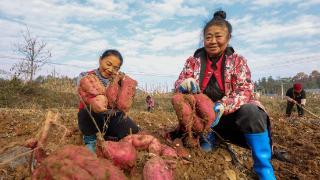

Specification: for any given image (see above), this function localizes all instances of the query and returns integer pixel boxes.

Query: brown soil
[0,103,319,179]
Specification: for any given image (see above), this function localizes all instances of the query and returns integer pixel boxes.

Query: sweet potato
[128,134,154,150]
[172,139,191,159]
[171,94,193,130]
[161,144,178,158]
[106,75,121,109]
[121,134,163,155]
[87,95,108,113]
[143,156,173,180]
[78,74,108,112]
[32,158,93,180]
[79,74,105,96]
[192,114,205,133]
[194,94,215,130]
[183,94,196,109]
[116,75,137,112]
[32,145,127,180]
[148,138,162,155]
[96,140,137,170]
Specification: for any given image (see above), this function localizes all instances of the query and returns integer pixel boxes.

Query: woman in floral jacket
[174,10,275,180]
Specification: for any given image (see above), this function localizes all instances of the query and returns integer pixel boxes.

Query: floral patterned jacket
[174,47,265,115]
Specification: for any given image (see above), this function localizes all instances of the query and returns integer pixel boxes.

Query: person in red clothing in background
[285,83,307,117]
[172,10,275,180]
[146,95,155,112]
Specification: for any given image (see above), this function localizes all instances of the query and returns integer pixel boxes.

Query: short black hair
[203,10,232,37]
[100,49,123,66]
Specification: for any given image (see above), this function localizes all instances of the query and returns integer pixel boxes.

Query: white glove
[178,78,200,94]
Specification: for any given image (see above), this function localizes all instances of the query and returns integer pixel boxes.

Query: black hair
[100,49,123,66]
[203,10,232,37]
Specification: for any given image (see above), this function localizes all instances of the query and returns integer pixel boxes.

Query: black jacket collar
[194,46,234,87]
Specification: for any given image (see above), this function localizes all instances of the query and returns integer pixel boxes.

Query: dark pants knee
[78,109,105,135]
[78,109,139,140]
[235,104,268,134]
[213,104,269,148]
[104,113,140,140]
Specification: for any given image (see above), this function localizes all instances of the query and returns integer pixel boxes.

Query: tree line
[255,70,320,95]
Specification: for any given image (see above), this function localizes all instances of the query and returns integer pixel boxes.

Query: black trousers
[78,109,140,141]
[213,104,270,148]
[286,102,304,116]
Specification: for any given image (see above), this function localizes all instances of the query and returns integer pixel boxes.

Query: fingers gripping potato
[78,74,108,113]
[87,95,108,113]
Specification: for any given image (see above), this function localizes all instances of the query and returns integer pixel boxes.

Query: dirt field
[0,82,319,179]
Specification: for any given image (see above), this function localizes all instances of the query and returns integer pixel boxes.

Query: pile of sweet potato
[95,133,192,180]
[78,73,137,113]
[30,133,181,179]
[171,93,216,147]
[32,145,127,180]
[25,111,127,180]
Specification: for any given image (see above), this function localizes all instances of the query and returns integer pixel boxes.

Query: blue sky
[0,0,319,91]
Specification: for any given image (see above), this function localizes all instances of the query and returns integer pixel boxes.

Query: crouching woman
[77,49,139,153]
[174,10,276,180]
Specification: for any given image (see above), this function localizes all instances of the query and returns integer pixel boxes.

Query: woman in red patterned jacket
[173,10,275,180]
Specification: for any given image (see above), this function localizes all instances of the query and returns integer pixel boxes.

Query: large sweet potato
[194,94,215,130]
[87,95,108,113]
[183,94,196,109]
[160,144,178,158]
[143,156,173,180]
[122,134,162,155]
[79,74,105,96]
[116,75,137,112]
[106,75,121,109]
[171,94,193,130]
[96,140,137,170]
[148,138,162,155]
[32,145,127,180]
[192,114,205,133]
[79,74,108,113]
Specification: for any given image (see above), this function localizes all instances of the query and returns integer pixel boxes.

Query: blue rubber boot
[200,131,215,152]
[83,134,96,153]
[245,131,276,180]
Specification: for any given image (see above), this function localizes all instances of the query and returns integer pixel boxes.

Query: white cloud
[139,0,207,23]
[0,0,319,88]
[251,0,301,6]
[147,29,201,51]
[234,15,320,47]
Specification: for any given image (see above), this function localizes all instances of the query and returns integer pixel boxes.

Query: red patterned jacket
[174,47,265,115]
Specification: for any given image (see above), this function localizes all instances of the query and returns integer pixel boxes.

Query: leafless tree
[10,27,51,82]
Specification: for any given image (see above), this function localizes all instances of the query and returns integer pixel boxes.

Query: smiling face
[204,25,230,57]
[98,55,121,78]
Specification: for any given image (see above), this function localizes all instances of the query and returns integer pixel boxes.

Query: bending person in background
[77,49,139,153]
[285,83,306,117]
[173,10,276,180]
